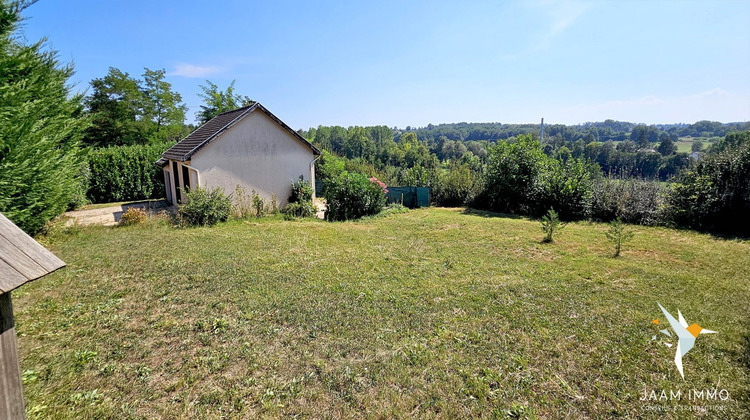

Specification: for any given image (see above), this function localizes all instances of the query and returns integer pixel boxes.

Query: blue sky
[19,0,750,129]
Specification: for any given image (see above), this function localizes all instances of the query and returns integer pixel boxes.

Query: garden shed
[157,103,321,206]
[0,213,65,418]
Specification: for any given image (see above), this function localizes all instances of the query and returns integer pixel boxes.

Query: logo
[650,303,716,379]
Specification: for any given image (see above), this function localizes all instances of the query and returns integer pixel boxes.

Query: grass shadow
[460,207,523,220]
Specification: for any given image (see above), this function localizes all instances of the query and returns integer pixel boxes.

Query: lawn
[16,208,750,418]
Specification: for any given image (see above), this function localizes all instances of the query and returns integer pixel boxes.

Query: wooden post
[0,292,24,419]
[0,213,65,419]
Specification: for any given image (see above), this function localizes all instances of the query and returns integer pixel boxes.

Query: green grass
[16,208,750,418]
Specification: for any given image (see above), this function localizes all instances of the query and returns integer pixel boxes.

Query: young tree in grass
[540,208,565,243]
[605,218,634,257]
[0,0,89,234]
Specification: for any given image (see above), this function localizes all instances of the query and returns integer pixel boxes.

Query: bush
[667,138,750,235]
[590,176,666,226]
[0,3,89,234]
[251,190,265,218]
[538,159,593,220]
[87,141,173,203]
[434,164,483,207]
[480,134,547,215]
[119,207,147,226]
[177,186,231,227]
[324,172,387,221]
[289,178,314,204]
[282,201,316,220]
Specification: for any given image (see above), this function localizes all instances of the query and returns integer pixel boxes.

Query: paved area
[64,200,170,226]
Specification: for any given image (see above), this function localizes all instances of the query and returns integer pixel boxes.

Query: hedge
[86,142,173,203]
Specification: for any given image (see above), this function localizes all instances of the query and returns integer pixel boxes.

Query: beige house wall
[187,110,317,207]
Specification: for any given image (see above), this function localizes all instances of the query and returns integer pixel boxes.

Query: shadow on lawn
[460,208,523,220]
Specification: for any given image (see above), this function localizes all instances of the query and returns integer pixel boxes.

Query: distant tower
[540,118,544,145]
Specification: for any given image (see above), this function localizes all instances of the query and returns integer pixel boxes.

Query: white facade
[162,109,318,207]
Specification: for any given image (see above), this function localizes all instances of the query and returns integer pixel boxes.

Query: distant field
[17,209,750,418]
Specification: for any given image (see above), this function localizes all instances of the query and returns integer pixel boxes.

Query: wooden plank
[0,261,25,294]
[0,235,46,282]
[0,293,25,419]
[0,214,64,273]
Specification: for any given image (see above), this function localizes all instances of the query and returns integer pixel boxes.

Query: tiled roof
[160,103,320,162]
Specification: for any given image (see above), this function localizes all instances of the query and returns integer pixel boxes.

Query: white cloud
[169,63,224,78]
[535,1,592,51]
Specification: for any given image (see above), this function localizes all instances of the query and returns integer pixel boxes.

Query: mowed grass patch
[15,208,750,418]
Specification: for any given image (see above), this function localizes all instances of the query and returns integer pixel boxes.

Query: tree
[196,80,254,124]
[141,68,187,142]
[657,136,677,156]
[691,141,703,153]
[83,67,187,146]
[0,0,89,233]
[83,67,145,146]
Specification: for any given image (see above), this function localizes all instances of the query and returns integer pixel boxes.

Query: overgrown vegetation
[282,179,315,219]
[20,208,750,418]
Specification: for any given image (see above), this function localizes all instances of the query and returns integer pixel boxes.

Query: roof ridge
[215,102,258,116]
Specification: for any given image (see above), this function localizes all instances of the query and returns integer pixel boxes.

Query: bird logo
[651,303,716,379]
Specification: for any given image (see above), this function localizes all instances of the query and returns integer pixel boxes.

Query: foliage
[540,208,565,243]
[590,176,666,226]
[0,1,89,234]
[667,137,750,235]
[481,134,548,215]
[538,158,594,220]
[86,142,172,203]
[83,67,187,147]
[196,80,254,124]
[251,190,265,218]
[433,163,483,207]
[232,185,253,219]
[605,217,634,257]
[177,186,231,227]
[118,207,147,226]
[289,178,314,204]
[324,172,387,221]
[281,201,316,220]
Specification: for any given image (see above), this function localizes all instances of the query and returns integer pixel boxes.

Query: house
[157,103,321,206]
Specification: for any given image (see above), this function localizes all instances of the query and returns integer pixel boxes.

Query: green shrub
[289,178,314,204]
[480,134,547,215]
[324,172,387,221]
[591,176,666,226]
[282,201,316,220]
[251,190,265,218]
[177,186,231,227]
[119,207,147,226]
[538,158,593,220]
[87,141,172,203]
[540,208,565,243]
[667,136,750,235]
[434,163,483,207]
[0,3,90,234]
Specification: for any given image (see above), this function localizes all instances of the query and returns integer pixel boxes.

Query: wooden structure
[0,213,65,419]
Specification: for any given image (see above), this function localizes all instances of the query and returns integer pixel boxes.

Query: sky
[18,0,750,130]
